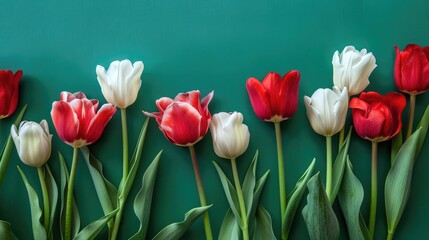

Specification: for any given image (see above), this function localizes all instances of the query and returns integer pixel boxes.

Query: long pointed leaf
[416,105,429,157]
[252,206,276,240]
[242,151,258,217]
[152,205,212,240]
[45,165,58,240]
[73,209,118,240]
[283,158,316,238]
[129,151,162,240]
[218,209,241,240]
[17,166,47,240]
[249,170,269,225]
[0,220,17,240]
[330,126,352,203]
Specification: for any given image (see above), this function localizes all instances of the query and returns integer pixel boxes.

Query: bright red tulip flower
[246,71,300,122]
[394,44,429,95]
[51,91,116,148]
[350,91,406,142]
[0,70,22,119]
[144,90,214,146]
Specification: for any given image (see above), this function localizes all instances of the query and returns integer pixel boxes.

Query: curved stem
[274,121,287,240]
[38,166,50,230]
[65,147,79,240]
[110,198,125,240]
[326,136,333,198]
[121,108,129,178]
[189,145,213,240]
[369,141,378,239]
[231,158,249,240]
[406,94,416,139]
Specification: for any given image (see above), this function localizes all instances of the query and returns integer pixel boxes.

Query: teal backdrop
[1,0,428,239]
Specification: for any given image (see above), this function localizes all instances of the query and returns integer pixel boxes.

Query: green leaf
[302,172,339,240]
[249,170,270,228]
[59,152,80,240]
[338,158,370,240]
[129,151,162,240]
[0,105,27,186]
[17,166,47,240]
[330,126,352,203]
[385,128,422,236]
[391,131,403,166]
[242,151,258,217]
[213,161,243,228]
[118,117,150,201]
[45,165,58,240]
[416,105,429,157]
[218,209,241,240]
[152,205,212,240]
[252,206,276,240]
[73,209,118,240]
[283,158,316,238]
[0,220,17,240]
[81,147,118,217]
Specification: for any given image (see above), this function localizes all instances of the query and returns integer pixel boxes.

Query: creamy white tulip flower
[11,120,52,167]
[332,46,377,96]
[304,87,348,137]
[96,59,144,108]
[210,112,250,159]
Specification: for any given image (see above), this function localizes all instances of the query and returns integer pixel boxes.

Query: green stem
[231,158,249,240]
[387,231,394,240]
[274,121,287,240]
[65,147,79,240]
[338,127,345,148]
[189,145,213,240]
[369,141,378,239]
[121,108,129,178]
[110,198,125,240]
[406,94,416,139]
[38,166,50,230]
[326,136,333,198]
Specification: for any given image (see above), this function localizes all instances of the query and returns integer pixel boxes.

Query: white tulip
[304,87,348,137]
[210,112,250,159]
[96,59,144,108]
[11,120,52,167]
[332,46,377,96]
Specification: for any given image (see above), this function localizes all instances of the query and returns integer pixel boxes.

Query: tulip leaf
[249,170,270,231]
[213,161,243,228]
[45,165,58,240]
[0,105,27,186]
[242,151,257,217]
[391,131,403,166]
[416,105,429,157]
[152,205,212,240]
[73,208,118,240]
[81,147,117,219]
[385,128,421,236]
[0,220,17,240]
[338,158,370,240]
[283,158,316,238]
[59,152,80,239]
[218,209,241,240]
[302,172,339,240]
[330,126,352,203]
[129,150,162,240]
[252,206,276,240]
[17,166,47,240]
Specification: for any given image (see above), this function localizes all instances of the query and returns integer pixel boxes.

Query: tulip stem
[121,108,129,178]
[406,94,416,139]
[189,145,213,240]
[65,147,79,240]
[326,136,333,198]
[387,231,394,240]
[369,141,378,239]
[231,158,249,240]
[38,166,50,230]
[274,121,287,240]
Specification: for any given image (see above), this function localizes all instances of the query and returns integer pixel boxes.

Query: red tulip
[144,90,213,146]
[246,71,300,122]
[51,91,116,147]
[350,92,406,142]
[394,44,429,95]
[0,70,22,119]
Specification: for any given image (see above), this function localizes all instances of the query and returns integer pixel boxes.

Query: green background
[1,0,428,239]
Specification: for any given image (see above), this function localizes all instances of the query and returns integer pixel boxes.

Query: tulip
[0,70,22,119]
[11,120,52,167]
[246,71,300,122]
[210,112,250,159]
[349,91,406,238]
[304,87,349,137]
[96,59,144,108]
[51,91,116,148]
[332,46,377,96]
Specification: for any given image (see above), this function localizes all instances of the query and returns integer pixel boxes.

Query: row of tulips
[0,43,428,240]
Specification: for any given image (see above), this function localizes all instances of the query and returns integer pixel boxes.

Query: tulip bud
[96,59,144,108]
[304,87,349,137]
[332,46,377,96]
[11,120,52,167]
[210,112,250,159]
[0,70,22,119]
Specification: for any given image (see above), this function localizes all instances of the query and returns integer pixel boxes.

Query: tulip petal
[86,104,117,144]
[174,90,201,110]
[51,101,79,145]
[278,71,300,119]
[69,98,98,139]
[246,77,272,121]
